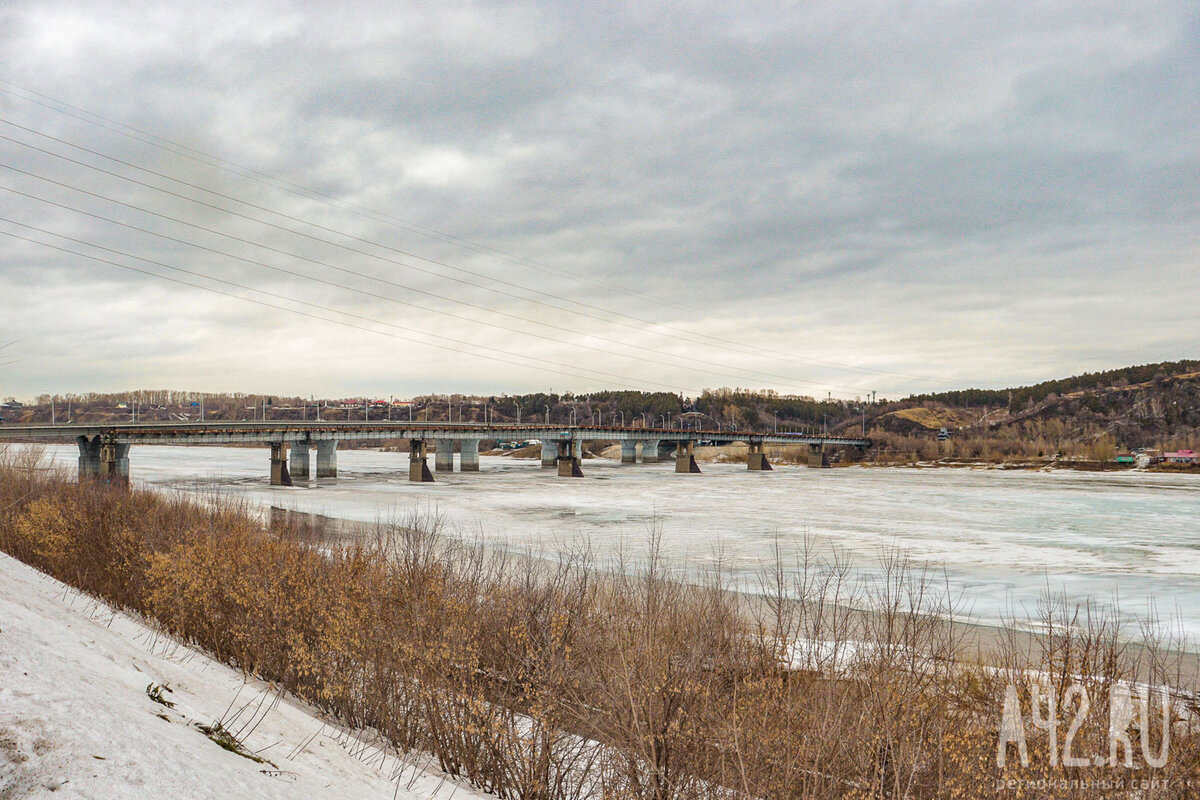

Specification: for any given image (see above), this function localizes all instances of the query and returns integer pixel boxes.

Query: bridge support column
[290,442,310,480]
[77,435,101,481]
[557,439,584,477]
[620,441,637,463]
[99,441,130,487]
[640,439,660,463]
[435,439,455,472]
[270,443,292,487]
[409,440,434,482]
[747,441,773,471]
[316,440,338,478]
[460,439,480,472]
[541,440,558,468]
[675,440,701,474]
[808,443,828,469]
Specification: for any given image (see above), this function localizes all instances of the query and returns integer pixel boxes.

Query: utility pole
[364,398,369,422]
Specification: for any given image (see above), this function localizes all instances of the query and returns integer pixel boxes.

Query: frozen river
[26,443,1200,641]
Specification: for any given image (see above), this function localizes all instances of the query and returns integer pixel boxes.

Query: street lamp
[615,411,624,426]
[570,408,577,426]
[638,412,647,427]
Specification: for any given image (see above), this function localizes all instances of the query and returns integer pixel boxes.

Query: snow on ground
[0,552,487,800]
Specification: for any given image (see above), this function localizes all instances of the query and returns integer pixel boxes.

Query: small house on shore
[1161,449,1199,465]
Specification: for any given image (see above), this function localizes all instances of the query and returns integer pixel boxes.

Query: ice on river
[23,443,1200,642]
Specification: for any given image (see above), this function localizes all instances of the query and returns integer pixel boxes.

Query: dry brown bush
[1,447,1197,799]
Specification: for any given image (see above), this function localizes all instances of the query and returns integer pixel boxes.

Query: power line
[0,224,704,393]
[0,195,839,392]
[0,149,890,395]
[0,102,885,361]
[0,167,874,395]
[0,82,962,386]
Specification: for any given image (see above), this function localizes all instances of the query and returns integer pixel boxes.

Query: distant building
[937,427,950,441]
[1115,453,1135,464]
[1162,449,1198,465]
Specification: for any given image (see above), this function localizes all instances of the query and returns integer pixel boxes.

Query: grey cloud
[0,0,1196,399]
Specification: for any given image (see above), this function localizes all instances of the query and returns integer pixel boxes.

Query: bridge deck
[0,421,869,447]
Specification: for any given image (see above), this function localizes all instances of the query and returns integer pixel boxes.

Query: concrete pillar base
[290,442,311,480]
[435,440,455,472]
[77,435,101,481]
[640,440,659,463]
[557,457,584,477]
[316,440,338,478]
[675,441,701,474]
[541,440,557,467]
[409,440,434,482]
[556,440,584,477]
[460,439,480,472]
[620,441,637,463]
[99,441,130,487]
[270,442,293,487]
[808,444,828,469]
[748,442,773,471]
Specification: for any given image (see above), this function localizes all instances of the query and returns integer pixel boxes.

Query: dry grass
[1,447,1197,799]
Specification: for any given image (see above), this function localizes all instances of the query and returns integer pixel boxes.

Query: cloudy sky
[0,0,1195,401]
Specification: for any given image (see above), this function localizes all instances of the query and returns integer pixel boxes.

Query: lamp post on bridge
[615,411,624,426]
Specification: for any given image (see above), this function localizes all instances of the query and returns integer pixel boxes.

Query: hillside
[0,551,483,800]
[5,360,1199,462]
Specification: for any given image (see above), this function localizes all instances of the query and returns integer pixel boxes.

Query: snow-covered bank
[0,551,484,800]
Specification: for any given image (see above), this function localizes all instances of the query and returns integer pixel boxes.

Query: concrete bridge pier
[316,440,338,478]
[77,435,101,480]
[460,439,480,471]
[99,441,130,487]
[409,439,434,482]
[435,439,455,472]
[270,442,293,487]
[557,439,584,477]
[808,443,828,469]
[747,441,773,471]
[640,439,660,463]
[675,440,701,474]
[290,441,311,480]
[541,440,558,468]
[621,441,638,463]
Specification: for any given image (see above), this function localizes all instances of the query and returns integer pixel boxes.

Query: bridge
[0,422,871,486]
